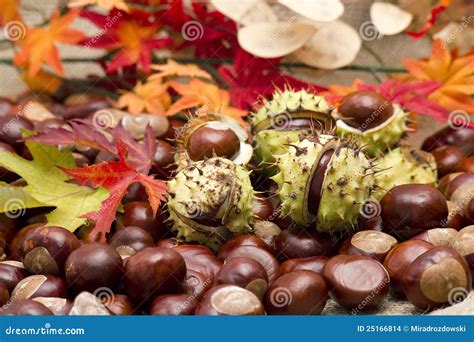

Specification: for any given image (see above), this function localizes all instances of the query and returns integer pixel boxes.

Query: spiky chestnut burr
[249,88,333,173]
[372,147,437,201]
[271,133,375,233]
[167,157,255,251]
[175,113,253,168]
[333,91,408,157]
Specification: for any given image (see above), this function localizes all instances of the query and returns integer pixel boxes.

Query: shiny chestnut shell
[338,231,398,262]
[187,126,240,161]
[422,126,474,156]
[122,201,169,241]
[0,261,28,292]
[432,145,466,177]
[0,299,53,315]
[0,116,33,147]
[279,256,328,275]
[109,226,154,253]
[173,245,222,283]
[218,234,272,261]
[149,294,196,315]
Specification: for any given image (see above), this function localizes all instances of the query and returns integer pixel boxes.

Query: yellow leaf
[149,60,212,81]
[116,80,170,115]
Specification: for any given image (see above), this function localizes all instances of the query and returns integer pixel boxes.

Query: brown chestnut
[109,226,154,253]
[124,247,186,304]
[0,282,9,306]
[173,245,222,283]
[187,126,240,161]
[432,145,466,178]
[422,126,474,156]
[443,172,474,199]
[152,139,175,171]
[322,255,389,311]
[156,238,184,249]
[252,220,281,252]
[182,269,213,299]
[383,240,434,294]
[264,270,328,315]
[279,256,328,275]
[337,91,394,131]
[218,234,272,261]
[0,115,33,147]
[9,223,44,261]
[444,201,466,230]
[69,291,110,315]
[252,194,274,221]
[450,226,474,280]
[411,228,458,247]
[12,274,67,300]
[0,299,53,315]
[104,294,134,315]
[381,184,448,238]
[122,201,169,241]
[402,246,472,310]
[0,260,28,292]
[149,294,196,315]
[195,285,264,315]
[65,243,122,294]
[33,297,72,315]
[19,226,80,275]
[456,156,474,173]
[339,231,397,262]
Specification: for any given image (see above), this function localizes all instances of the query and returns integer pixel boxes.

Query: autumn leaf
[0,0,21,25]
[402,39,474,113]
[13,10,86,77]
[167,79,247,123]
[116,79,171,115]
[81,9,173,72]
[68,0,129,12]
[149,59,211,81]
[61,139,167,242]
[0,131,108,232]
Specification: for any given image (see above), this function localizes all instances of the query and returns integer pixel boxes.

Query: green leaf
[0,132,109,232]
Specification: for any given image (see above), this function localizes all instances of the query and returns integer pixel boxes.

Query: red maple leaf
[60,140,167,242]
[218,48,327,109]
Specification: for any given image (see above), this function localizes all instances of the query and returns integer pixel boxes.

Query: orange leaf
[116,79,170,115]
[0,0,21,25]
[68,0,129,12]
[149,60,212,81]
[13,10,86,77]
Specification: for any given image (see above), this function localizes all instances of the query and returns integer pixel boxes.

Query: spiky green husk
[336,105,407,157]
[253,130,302,169]
[272,134,375,232]
[373,147,437,201]
[167,158,254,251]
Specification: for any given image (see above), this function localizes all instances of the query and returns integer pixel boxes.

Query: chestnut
[173,245,222,283]
[264,270,328,315]
[182,269,213,299]
[402,246,472,310]
[65,243,122,294]
[337,91,394,131]
[152,139,175,171]
[109,226,154,253]
[456,156,474,173]
[0,115,33,147]
[225,245,280,283]
[186,125,240,161]
[9,223,44,261]
[122,201,169,241]
[383,240,434,294]
[465,199,474,225]
[216,257,268,298]
[33,297,73,315]
[122,183,148,203]
[322,255,389,311]
[156,238,184,249]
[450,226,474,280]
[338,231,397,262]
[195,285,264,315]
[252,220,281,252]
[422,126,474,156]
[0,214,17,246]
[69,291,110,315]
[279,256,328,275]
[443,172,474,199]
[18,225,80,275]
[274,225,335,261]
[0,282,9,306]
[381,184,448,238]
[149,294,196,315]
[217,234,272,261]
[411,228,458,247]
[124,247,186,304]
[358,215,384,232]
[0,299,53,315]
[431,145,465,177]
[445,201,466,230]
[104,294,134,315]
[12,274,68,300]
[252,194,274,221]
[0,260,28,292]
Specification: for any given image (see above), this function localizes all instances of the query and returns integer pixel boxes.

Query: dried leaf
[370,2,412,36]
[149,60,211,81]
[116,80,171,115]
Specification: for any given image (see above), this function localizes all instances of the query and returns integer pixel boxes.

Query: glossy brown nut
[438,172,463,195]
[279,256,328,275]
[0,283,9,306]
[323,255,390,311]
[153,139,175,171]
[274,225,335,261]
[109,226,154,253]
[337,91,394,131]
[122,183,149,203]
[173,245,222,283]
[0,299,53,315]
[445,201,466,230]
[217,234,272,261]
[252,194,274,221]
[195,285,264,315]
[122,201,169,241]
[225,245,279,284]
[456,156,474,173]
[105,294,134,315]
[339,231,397,262]
[383,240,434,294]
[182,269,213,299]
[381,184,448,238]
[9,224,44,261]
[12,274,68,300]
[466,199,474,225]
[20,226,80,275]
[450,226,474,281]
[61,98,110,120]
[411,228,458,247]
[252,220,281,253]
[32,297,73,315]
[187,126,240,161]
[149,294,197,315]
[0,261,28,292]
[432,145,465,178]
[124,247,186,304]
[65,243,123,294]
[0,116,33,147]
[156,238,184,249]
[264,270,327,315]
[443,173,474,199]
[0,214,17,245]
[358,215,384,232]
[163,118,186,140]
[216,257,268,298]
[402,246,472,310]
[422,126,474,156]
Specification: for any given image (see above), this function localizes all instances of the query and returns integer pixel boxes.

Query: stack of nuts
[0,89,472,316]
